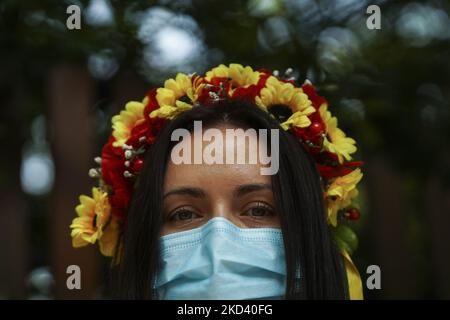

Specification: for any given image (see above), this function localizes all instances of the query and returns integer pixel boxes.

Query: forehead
[164,124,271,190]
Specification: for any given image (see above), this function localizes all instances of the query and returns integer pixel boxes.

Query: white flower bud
[88,168,99,178]
[124,150,133,159]
[123,170,134,178]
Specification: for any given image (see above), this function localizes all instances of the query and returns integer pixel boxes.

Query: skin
[161,124,280,235]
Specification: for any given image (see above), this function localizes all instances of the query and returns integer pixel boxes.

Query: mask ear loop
[151,248,165,300]
[151,268,160,299]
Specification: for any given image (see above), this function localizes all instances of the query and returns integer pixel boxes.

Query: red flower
[302,83,327,109]
[109,185,132,219]
[101,136,133,218]
[232,72,270,102]
[143,89,159,123]
[126,117,166,148]
[101,136,125,186]
[316,161,364,180]
[141,88,167,144]
[256,68,272,75]
[291,110,326,155]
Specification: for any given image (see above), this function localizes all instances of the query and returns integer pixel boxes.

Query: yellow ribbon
[341,249,364,300]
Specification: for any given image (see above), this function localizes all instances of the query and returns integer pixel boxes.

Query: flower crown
[70,64,364,299]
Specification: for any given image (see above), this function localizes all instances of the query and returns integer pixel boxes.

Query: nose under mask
[155,217,287,300]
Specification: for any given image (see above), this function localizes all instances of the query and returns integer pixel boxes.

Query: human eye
[168,207,201,222]
[241,202,275,219]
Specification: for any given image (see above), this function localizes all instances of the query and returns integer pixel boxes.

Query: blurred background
[0,0,449,299]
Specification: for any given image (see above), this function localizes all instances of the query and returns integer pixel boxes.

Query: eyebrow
[163,187,206,199]
[163,183,272,199]
[233,183,272,198]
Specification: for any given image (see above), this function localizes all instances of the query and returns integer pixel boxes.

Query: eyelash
[166,203,275,223]
[241,202,275,218]
[168,207,200,222]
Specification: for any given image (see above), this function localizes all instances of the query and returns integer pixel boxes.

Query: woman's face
[161,124,280,235]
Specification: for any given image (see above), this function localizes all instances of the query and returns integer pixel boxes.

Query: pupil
[268,104,293,122]
[252,208,266,216]
[179,211,191,220]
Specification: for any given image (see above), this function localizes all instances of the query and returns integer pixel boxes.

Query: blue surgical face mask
[155,217,287,300]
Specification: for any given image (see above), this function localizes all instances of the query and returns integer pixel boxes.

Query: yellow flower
[205,63,260,88]
[112,101,146,147]
[325,169,363,226]
[70,187,111,248]
[150,73,204,120]
[99,214,121,257]
[142,94,149,106]
[320,104,357,163]
[255,76,315,130]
